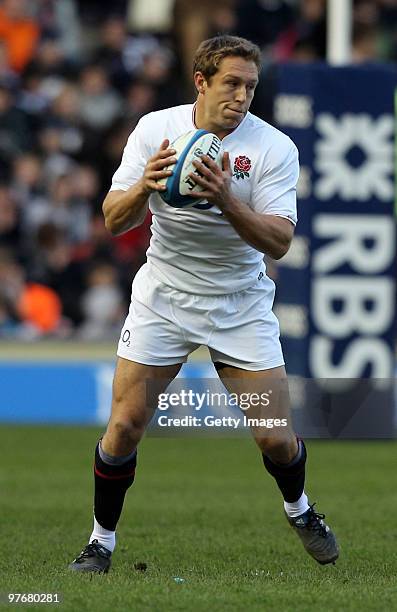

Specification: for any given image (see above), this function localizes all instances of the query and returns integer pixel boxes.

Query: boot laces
[300,503,328,538]
[76,540,110,561]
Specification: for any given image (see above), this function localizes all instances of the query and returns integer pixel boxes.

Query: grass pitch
[1,426,396,611]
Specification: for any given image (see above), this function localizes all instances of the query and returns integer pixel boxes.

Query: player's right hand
[141,139,176,194]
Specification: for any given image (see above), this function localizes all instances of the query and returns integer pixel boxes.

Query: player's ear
[194,71,206,94]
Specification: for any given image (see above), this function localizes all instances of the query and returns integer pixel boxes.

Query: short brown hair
[193,35,261,81]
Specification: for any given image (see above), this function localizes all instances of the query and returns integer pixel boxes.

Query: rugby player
[70,35,339,573]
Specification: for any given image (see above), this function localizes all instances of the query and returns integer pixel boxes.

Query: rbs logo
[310,214,395,377]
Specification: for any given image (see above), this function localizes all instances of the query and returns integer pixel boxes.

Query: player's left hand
[188,152,234,210]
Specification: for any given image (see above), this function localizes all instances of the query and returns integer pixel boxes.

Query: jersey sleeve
[110,116,151,191]
[251,140,299,225]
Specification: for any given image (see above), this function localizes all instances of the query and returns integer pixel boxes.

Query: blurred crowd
[1,0,397,340]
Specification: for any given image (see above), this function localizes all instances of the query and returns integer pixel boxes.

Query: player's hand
[141,139,176,194]
[188,152,234,210]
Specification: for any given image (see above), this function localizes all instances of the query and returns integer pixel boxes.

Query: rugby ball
[158,129,223,208]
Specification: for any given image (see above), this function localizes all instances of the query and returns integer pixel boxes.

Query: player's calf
[262,437,306,504]
[93,440,137,533]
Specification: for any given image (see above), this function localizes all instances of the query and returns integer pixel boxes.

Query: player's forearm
[102,181,149,235]
[221,197,292,259]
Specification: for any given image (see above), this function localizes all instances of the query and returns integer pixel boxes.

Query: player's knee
[107,417,145,449]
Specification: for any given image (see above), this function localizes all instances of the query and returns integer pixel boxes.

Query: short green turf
[1,426,396,611]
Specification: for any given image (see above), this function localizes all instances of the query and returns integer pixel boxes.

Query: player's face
[195,56,259,136]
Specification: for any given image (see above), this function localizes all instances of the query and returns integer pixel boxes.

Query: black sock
[94,443,137,531]
[262,439,307,503]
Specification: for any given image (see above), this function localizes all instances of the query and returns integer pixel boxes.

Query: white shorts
[117,263,284,371]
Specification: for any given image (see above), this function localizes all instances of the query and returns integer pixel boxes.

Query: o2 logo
[121,329,132,347]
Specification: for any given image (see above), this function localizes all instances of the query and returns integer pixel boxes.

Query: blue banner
[274,64,397,379]
[0,361,395,437]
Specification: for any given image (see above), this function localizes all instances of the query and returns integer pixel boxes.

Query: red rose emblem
[233,155,251,179]
[234,156,251,172]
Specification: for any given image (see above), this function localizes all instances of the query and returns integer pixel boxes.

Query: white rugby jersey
[110,104,299,297]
